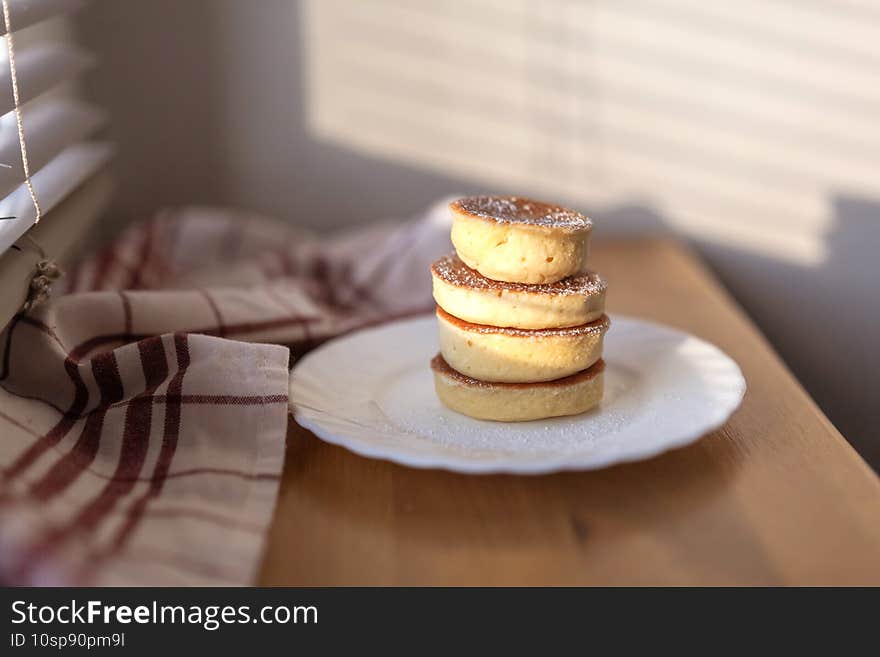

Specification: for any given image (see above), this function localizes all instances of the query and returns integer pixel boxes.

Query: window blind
[0,0,111,258]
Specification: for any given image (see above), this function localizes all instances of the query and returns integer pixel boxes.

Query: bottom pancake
[431,354,604,422]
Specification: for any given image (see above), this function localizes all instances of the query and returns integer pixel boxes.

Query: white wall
[77,0,879,467]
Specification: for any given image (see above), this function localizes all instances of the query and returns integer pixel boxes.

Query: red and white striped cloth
[0,201,452,585]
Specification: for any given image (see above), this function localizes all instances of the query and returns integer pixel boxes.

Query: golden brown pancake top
[450,195,591,230]
[432,254,606,296]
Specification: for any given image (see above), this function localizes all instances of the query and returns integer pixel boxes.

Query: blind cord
[2,0,42,224]
[3,0,60,310]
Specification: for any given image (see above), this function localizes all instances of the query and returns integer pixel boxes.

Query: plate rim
[289,313,746,475]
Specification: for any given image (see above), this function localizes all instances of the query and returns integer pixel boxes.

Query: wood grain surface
[259,239,880,585]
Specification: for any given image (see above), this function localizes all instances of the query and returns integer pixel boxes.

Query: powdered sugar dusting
[451,196,591,230]
[432,254,606,297]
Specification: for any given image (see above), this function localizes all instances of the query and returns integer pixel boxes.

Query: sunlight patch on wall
[303,0,880,266]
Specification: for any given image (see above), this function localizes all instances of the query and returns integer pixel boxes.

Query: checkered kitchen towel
[0,200,451,585]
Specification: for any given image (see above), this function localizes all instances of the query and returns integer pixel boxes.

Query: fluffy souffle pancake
[431,354,604,421]
[449,195,592,284]
[432,254,606,329]
[437,307,609,383]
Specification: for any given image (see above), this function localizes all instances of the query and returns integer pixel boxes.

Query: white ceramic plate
[289,315,745,474]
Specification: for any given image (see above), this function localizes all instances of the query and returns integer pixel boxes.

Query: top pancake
[450,195,592,232]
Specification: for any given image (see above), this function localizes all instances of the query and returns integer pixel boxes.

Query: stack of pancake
[429,196,610,421]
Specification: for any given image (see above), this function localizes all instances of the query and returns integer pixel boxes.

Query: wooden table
[259,239,880,585]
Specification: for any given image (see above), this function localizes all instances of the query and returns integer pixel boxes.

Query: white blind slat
[0,98,105,198]
[0,44,93,115]
[0,0,83,37]
[0,171,111,326]
[0,141,112,255]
